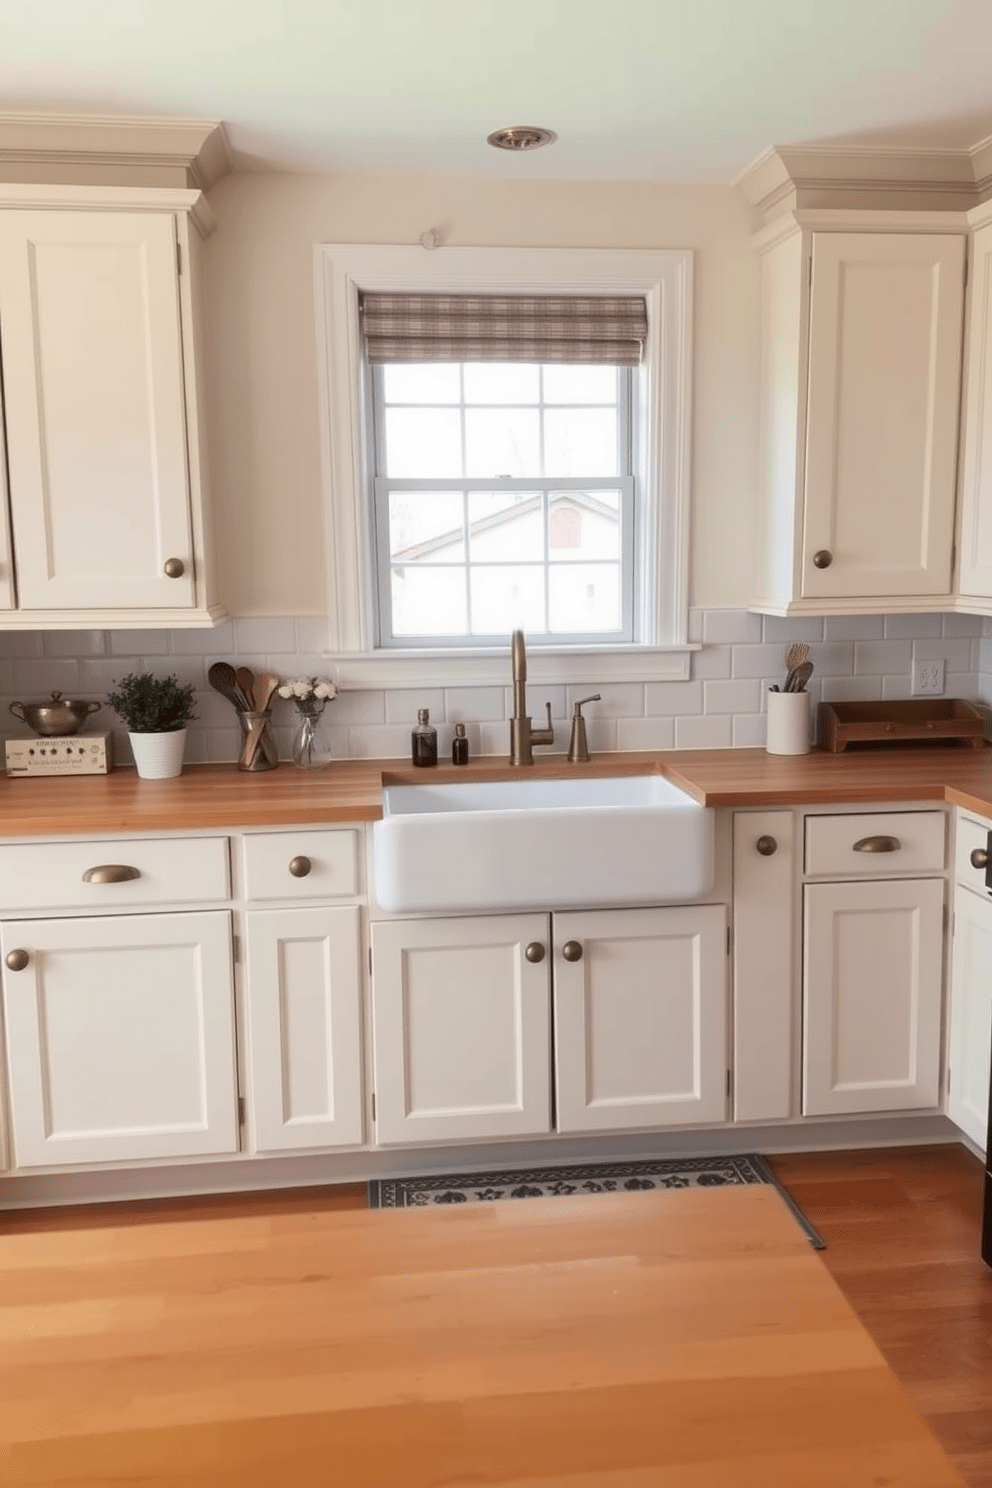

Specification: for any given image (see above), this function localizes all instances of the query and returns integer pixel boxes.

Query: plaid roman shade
[360,294,648,365]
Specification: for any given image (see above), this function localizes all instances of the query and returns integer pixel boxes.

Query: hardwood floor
[0,1144,987,1486]
[767,1144,992,1488]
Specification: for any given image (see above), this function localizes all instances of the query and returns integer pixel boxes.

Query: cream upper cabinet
[754,222,965,614]
[0,189,224,627]
[957,214,992,605]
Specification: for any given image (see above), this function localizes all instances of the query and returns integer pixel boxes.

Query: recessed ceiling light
[487,125,558,152]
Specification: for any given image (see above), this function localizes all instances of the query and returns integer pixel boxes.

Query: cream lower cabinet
[803,878,945,1115]
[947,813,992,1150]
[370,905,727,1147]
[370,913,552,1147]
[1,911,238,1167]
[552,906,727,1133]
[243,905,365,1152]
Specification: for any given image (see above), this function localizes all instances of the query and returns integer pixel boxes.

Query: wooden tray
[819,698,985,752]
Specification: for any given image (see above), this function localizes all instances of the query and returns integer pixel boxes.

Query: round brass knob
[971,848,989,870]
[756,835,778,857]
[524,942,545,963]
[812,549,833,569]
[288,856,312,878]
[562,940,583,962]
[5,949,29,972]
[163,558,185,579]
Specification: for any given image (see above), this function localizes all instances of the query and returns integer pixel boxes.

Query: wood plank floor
[0,1143,986,1486]
[766,1144,992,1488]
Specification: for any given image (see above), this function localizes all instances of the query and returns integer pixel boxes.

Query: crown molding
[0,182,216,236]
[0,113,233,191]
[738,142,985,224]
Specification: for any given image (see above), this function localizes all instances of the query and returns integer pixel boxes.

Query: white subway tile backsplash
[690,644,732,680]
[854,640,913,675]
[732,714,767,748]
[644,680,703,716]
[761,616,824,643]
[703,678,761,714]
[675,714,733,749]
[443,686,505,722]
[2,607,986,766]
[617,716,676,751]
[823,615,884,641]
[702,609,762,644]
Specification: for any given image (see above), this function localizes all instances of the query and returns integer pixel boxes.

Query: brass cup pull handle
[82,864,141,884]
[163,558,185,579]
[562,940,583,962]
[971,848,989,870]
[288,856,312,878]
[524,942,545,964]
[853,835,901,854]
[812,549,833,569]
[756,835,778,856]
[5,949,29,972]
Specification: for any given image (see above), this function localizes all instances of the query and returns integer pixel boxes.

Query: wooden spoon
[208,661,244,711]
[252,670,280,713]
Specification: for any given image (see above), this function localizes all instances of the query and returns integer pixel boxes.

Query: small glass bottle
[452,722,469,766]
[411,707,437,767]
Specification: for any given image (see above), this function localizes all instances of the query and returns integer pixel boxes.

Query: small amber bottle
[452,722,469,766]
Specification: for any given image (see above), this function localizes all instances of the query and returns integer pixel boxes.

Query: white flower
[314,681,336,700]
[278,675,337,705]
[277,684,295,699]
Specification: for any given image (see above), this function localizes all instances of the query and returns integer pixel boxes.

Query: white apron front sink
[371,774,715,914]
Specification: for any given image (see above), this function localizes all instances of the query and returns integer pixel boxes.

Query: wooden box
[818,698,985,752]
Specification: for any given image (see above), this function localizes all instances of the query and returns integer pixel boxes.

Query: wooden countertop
[2,743,992,836]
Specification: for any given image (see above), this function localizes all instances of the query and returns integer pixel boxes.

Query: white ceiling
[3,0,992,182]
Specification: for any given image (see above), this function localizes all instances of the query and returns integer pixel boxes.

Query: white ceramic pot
[766,691,811,756]
[128,728,187,780]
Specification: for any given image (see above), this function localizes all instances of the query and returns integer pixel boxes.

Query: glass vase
[291,702,333,770]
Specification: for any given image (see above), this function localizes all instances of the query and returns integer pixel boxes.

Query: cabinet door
[244,906,364,1152]
[0,211,195,611]
[553,905,727,1134]
[803,878,944,1115]
[802,232,963,599]
[370,914,551,1146]
[948,887,992,1152]
[1,912,237,1167]
[732,812,796,1123]
[958,219,992,599]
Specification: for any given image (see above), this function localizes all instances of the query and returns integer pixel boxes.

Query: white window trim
[314,244,694,686]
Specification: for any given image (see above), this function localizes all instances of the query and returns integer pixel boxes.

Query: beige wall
[202,170,759,617]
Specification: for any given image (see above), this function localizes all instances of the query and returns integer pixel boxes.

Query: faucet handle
[568,695,601,764]
[573,694,602,715]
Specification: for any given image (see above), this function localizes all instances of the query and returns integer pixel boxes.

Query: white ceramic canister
[766,690,811,756]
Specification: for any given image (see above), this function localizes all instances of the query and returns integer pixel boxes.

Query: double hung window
[364,294,645,649]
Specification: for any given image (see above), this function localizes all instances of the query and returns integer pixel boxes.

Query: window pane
[463,363,539,404]
[465,408,540,478]
[549,564,621,633]
[468,491,544,562]
[548,490,620,561]
[543,364,619,405]
[388,492,465,562]
[470,565,545,634]
[391,566,467,637]
[385,408,462,477]
[544,408,618,477]
[382,363,461,404]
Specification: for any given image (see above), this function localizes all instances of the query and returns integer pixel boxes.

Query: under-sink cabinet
[369,905,728,1147]
[0,837,238,1168]
[948,810,992,1150]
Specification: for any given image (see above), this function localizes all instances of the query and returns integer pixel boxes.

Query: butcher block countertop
[1,744,992,837]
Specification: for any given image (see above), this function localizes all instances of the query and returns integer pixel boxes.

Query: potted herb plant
[107,671,198,779]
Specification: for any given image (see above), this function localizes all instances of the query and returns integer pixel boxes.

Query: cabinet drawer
[804,811,945,876]
[242,830,360,901]
[0,836,230,912]
[955,812,992,896]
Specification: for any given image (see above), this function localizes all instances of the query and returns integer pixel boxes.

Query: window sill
[332,645,696,689]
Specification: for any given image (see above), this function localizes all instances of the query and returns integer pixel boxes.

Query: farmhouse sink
[371,774,715,914]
